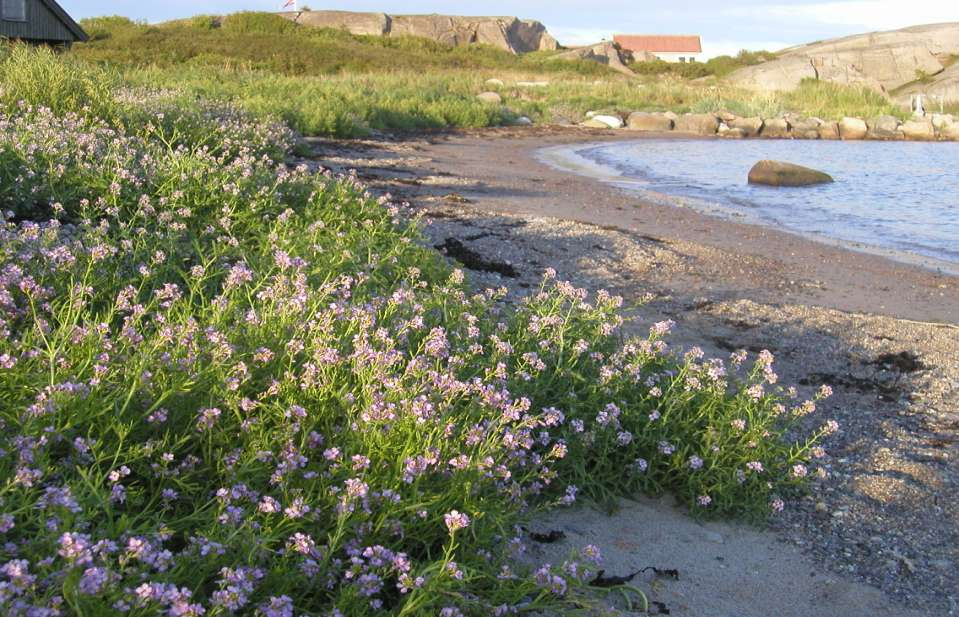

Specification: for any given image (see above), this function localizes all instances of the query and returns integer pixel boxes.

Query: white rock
[476,91,503,104]
[930,113,955,130]
[591,114,624,129]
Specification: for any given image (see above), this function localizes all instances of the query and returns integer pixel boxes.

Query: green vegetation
[124,67,517,137]
[628,49,779,79]
[780,79,905,120]
[67,12,914,137]
[0,44,837,615]
[75,13,609,76]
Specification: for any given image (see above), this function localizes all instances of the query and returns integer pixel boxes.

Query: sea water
[553,139,959,266]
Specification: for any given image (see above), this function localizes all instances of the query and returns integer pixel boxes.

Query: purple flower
[288,532,315,555]
[259,595,294,617]
[196,407,222,431]
[424,327,449,359]
[225,262,253,288]
[79,567,111,594]
[58,532,93,564]
[443,510,471,534]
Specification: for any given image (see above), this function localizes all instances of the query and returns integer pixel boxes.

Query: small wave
[541,138,959,271]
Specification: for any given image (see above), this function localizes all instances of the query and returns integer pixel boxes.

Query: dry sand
[303,126,958,616]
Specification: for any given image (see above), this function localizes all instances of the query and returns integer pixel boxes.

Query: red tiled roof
[613,35,702,53]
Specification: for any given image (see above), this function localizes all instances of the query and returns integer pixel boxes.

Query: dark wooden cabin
[0,0,87,46]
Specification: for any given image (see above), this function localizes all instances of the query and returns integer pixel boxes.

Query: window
[679,57,686,63]
[2,0,27,22]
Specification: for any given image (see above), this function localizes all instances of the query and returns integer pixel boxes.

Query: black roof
[41,0,88,42]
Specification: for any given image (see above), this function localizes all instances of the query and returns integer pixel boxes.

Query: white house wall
[652,52,698,63]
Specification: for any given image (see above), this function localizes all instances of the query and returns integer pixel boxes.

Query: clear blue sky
[63,1,959,57]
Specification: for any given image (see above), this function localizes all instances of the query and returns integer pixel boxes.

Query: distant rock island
[279,10,558,55]
[729,22,959,104]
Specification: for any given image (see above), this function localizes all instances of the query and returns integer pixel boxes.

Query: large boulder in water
[748,160,834,187]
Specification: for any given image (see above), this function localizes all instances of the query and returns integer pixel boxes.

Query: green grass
[0,43,121,119]
[75,13,610,77]
[124,66,519,137]
[68,11,913,138]
[780,79,905,120]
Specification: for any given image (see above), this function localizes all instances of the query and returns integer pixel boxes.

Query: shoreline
[382,126,957,323]
[306,125,958,613]
[538,138,959,278]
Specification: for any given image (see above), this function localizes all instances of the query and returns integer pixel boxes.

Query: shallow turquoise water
[572,139,959,265]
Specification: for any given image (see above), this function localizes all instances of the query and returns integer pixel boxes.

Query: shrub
[77,15,141,41]
[220,11,299,35]
[629,49,778,79]
[0,44,121,120]
[185,14,219,30]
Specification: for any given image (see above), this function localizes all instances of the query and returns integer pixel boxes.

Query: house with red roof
[613,34,702,63]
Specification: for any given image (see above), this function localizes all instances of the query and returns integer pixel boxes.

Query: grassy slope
[71,12,906,136]
[74,13,610,77]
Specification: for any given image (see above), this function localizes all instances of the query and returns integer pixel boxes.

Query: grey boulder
[627,111,674,131]
[748,160,834,187]
[673,113,720,135]
[866,115,903,140]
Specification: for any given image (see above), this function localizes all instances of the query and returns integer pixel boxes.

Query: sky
[63,1,959,58]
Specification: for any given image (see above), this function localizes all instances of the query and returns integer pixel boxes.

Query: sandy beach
[305,126,958,616]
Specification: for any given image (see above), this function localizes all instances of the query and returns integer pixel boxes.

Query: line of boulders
[579,110,959,141]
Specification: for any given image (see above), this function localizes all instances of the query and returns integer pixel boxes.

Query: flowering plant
[0,46,834,616]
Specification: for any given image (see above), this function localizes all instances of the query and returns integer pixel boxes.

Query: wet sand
[304,126,958,616]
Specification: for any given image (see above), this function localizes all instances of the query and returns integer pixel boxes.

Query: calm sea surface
[564,139,959,266]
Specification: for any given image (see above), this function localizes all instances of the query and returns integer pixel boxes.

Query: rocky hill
[895,61,959,107]
[279,10,558,55]
[729,23,959,102]
[547,41,634,75]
